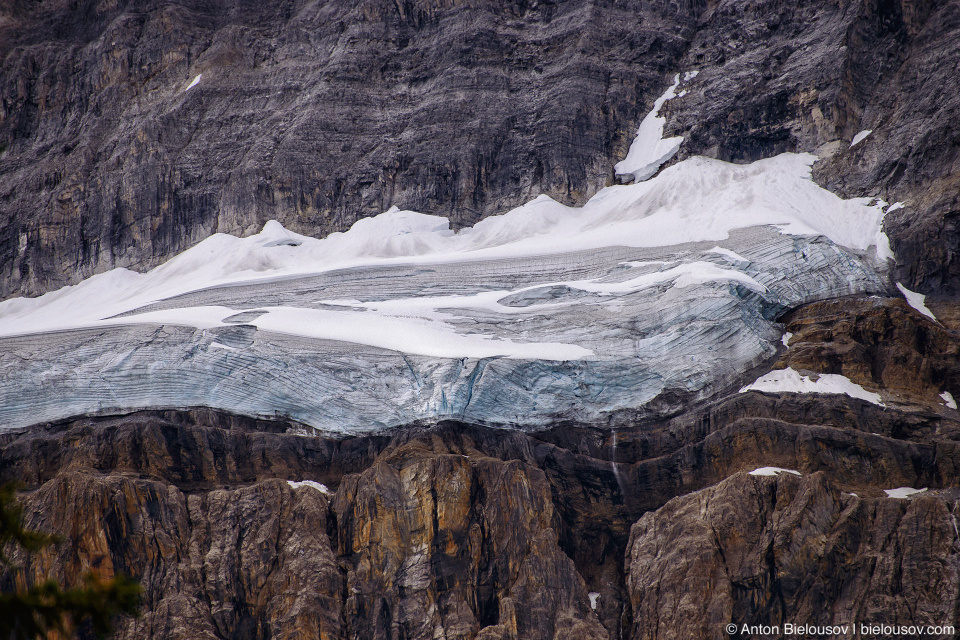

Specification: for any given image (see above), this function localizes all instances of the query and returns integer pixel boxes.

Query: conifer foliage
[0,483,140,639]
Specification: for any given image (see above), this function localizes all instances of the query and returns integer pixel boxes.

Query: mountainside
[2,0,959,299]
[3,0,960,639]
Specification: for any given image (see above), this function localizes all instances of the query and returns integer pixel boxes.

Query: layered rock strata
[4,333,960,640]
[2,0,958,298]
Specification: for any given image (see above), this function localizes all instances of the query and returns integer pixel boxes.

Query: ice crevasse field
[0,74,906,433]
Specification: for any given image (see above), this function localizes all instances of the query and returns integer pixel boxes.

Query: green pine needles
[0,483,140,640]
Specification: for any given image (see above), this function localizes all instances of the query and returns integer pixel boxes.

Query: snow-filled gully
[0,74,897,433]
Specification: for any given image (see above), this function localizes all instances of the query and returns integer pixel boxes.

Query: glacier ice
[0,107,896,433]
[0,224,886,433]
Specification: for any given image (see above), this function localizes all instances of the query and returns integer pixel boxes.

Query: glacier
[0,90,896,434]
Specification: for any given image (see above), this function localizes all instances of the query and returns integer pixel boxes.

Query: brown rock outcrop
[1,415,613,639]
[626,471,960,640]
[775,296,960,408]
[4,364,960,639]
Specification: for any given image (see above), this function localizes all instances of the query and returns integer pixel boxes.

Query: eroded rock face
[4,365,960,640]
[332,452,606,640]
[777,296,960,408]
[663,0,960,295]
[1,414,614,640]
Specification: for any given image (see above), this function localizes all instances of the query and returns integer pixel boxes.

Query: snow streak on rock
[740,367,884,406]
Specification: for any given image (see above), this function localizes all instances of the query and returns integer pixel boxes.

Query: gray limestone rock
[0,0,699,299]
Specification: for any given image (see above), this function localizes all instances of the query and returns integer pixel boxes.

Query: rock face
[0,0,691,299]
[0,413,617,639]
[778,295,960,408]
[662,0,960,295]
[3,0,959,298]
[4,0,960,638]
[626,471,960,640]
[4,354,960,639]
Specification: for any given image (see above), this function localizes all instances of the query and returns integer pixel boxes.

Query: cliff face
[0,0,696,298]
[4,0,960,638]
[5,331,960,640]
[3,0,959,299]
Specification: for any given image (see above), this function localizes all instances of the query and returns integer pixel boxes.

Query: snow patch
[884,487,926,499]
[707,246,749,264]
[588,592,601,610]
[749,467,801,477]
[781,332,793,348]
[886,202,905,213]
[184,74,202,91]
[850,130,872,147]
[896,282,938,323]
[740,367,884,406]
[614,74,686,182]
[288,480,332,495]
[250,305,593,361]
[941,391,957,410]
